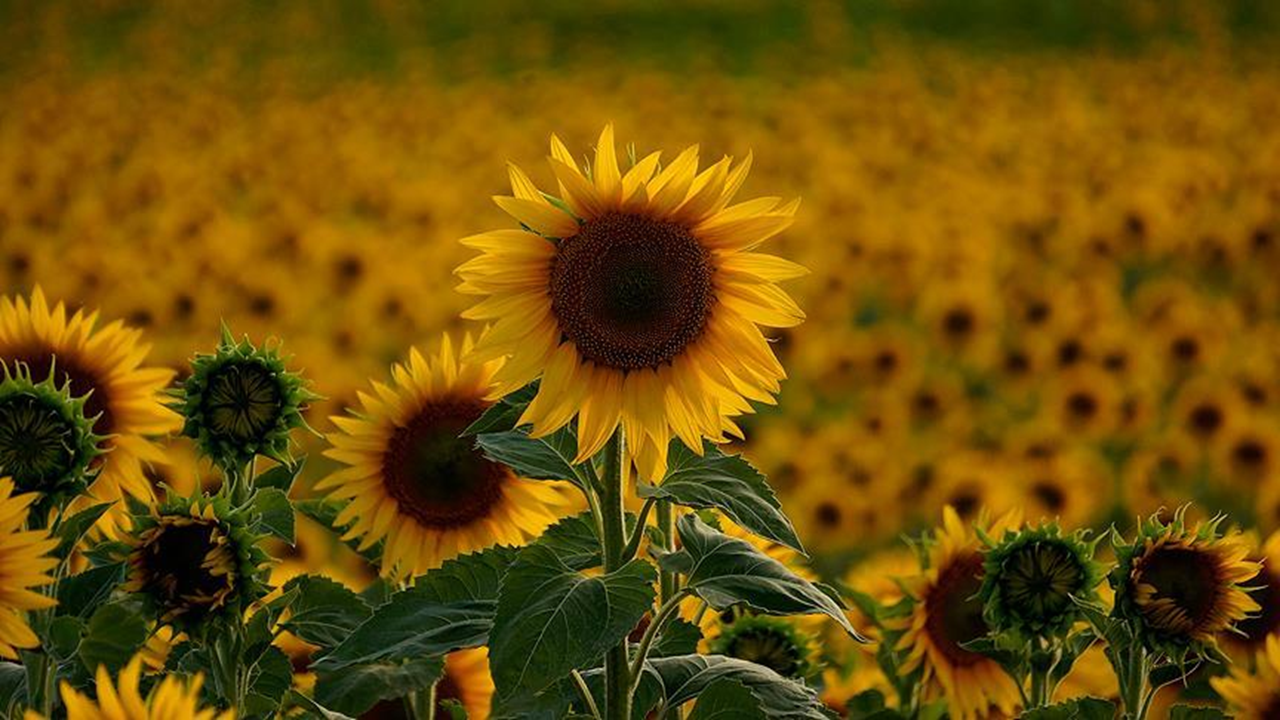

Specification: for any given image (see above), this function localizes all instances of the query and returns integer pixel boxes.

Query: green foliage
[249,487,295,543]
[77,602,147,675]
[474,426,591,491]
[276,575,372,649]
[630,655,835,719]
[687,679,768,719]
[1021,697,1118,720]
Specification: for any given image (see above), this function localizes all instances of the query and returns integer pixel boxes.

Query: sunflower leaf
[651,618,703,658]
[688,679,768,720]
[639,442,803,553]
[614,654,836,719]
[278,575,372,650]
[243,645,293,716]
[489,545,656,704]
[314,657,445,716]
[78,602,148,675]
[250,488,295,543]
[1021,697,1118,720]
[56,562,124,618]
[254,456,305,493]
[1167,706,1228,720]
[463,382,539,436]
[535,512,603,570]
[474,426,588,490]
[315,546,517,671]
[662,515,865,640]
[54,502,114,558]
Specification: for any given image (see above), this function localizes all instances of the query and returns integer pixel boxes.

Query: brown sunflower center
[924,552,989,668]
[550,212,715,370]
[5,348,114,435]
[382,397,507,529]
[140,521,233,611]
[1135,545,1221,633]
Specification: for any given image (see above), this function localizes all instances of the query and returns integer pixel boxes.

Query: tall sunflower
[1111,509,1260,658]
[455,126,805,479]
[0,288,180,518]
[23,654,233,720]
[317,334,576,578]
[0,477,58,659]
[1211,634,1280,720]
[887,506,1023,720]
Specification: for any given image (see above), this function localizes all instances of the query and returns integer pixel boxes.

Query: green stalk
[599,430,631,720]
[655,499,678,603]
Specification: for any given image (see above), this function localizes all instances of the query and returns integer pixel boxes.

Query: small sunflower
[1111,508,1261,659]
[887,506,1023,720]
[0,476,58,659]
[1210,633,1280,720]
[978,522,1103,640]
[125,495,269,631]
[0,362,103,504]
[710,614,816,680]
[180,327,314,473]
[317,334,576,578]
[23,654,233,720]
[0,288,180,510]
[456,125,805,480]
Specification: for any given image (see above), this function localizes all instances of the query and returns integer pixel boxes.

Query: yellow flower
[456,125,805,480]
[0,288,180,529]
[0,477,58,659]
[436,647,495,719]
[888,507,1023,720]
[1211,633,1280,720]
[318,333,576,578]
[24,654,232,720]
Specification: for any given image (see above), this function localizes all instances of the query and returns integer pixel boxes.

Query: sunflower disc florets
[0,360,104,505]
[179,327,315,473]
[1111,507,1261,661]
[125,494,270,633]
[978,522,1103,641]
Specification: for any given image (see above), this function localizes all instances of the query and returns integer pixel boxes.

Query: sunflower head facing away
[0,361,103,504]
[978,522,1103,640]
[0,288,181,514]
[1211,633,1280,720]
[22,654,233,720]
[1111,508,1261,659]
[886,506,1023,720]
[318,333,575,578]
[0,476,59,659]
[180,326,315,473]
[710,614,816,680]
[125,494,269,632]
[456,125,806,479]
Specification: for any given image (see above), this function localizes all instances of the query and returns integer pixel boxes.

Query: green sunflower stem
[599,430,632,720]
[1118,644,1149,720]
[655,498,678,603]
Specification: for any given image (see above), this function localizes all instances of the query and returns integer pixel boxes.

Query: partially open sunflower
[318,333,576,578]
[1211,633,1280,720]
[456,126,805,479]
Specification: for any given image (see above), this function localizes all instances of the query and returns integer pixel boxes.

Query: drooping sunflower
[125,494,269,632]
[0,288,180,510]
[23,654,233,720]
[1111,508,1260,659]
[0,363,103,505]
[887,506,1023,720]
[317,334,576,578]
[1211,633,1280,720]
[455,126,805,480]
[0,477,58,659]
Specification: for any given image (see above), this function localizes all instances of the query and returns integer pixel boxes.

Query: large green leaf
[489,545,655,703]
[56,563,124,618]
[1022,697,1118,720]
[250,488,295,543]
[631,655,835,719]
[463,382,539,436]
[278,575,372,649]
[54,502,114,558]
[474,427,588,490]
[640,442,803,552]
[315,657,444,716]
[688,679,768,720]
[315,546,516,671]
[253,457,305,493]
[78,602,147,675]
[0,662,25,716]
[534,512,603,571]
[651,618,703,658]
[662,515,863,639]
[242,645,294,716]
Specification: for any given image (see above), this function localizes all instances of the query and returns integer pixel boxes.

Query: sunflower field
[3,1,1280,718]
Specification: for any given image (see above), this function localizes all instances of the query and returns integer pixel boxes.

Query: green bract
[0,361,104,505]
[978,522,1103,640]
[179,327,315,472]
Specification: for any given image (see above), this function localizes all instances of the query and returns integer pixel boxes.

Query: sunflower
[1226,530,1280,657]
[0,477,58,659]
[1211,634,1280,720]
[125,495,269,632]
[455,125,805,480]
[23,654,233,720]
[436,647,495,719]
[978,522,1103,640]
[887,506,1023,720]
[0,288,179,512]
[317,334,576,578]
[1111,509,1260,658]
[0,363,102,504]
[709,614,816,680]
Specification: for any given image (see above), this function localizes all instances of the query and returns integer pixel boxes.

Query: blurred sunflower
[456,125,805,479]
[0,288,179,515]
[1227,530,1280,657]
[0,477,58,659]
[1210,634,1280,720]
[23,654,232,720]
[318,334,575,578]
[888,507,1022,720]
[436,647,495,718]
